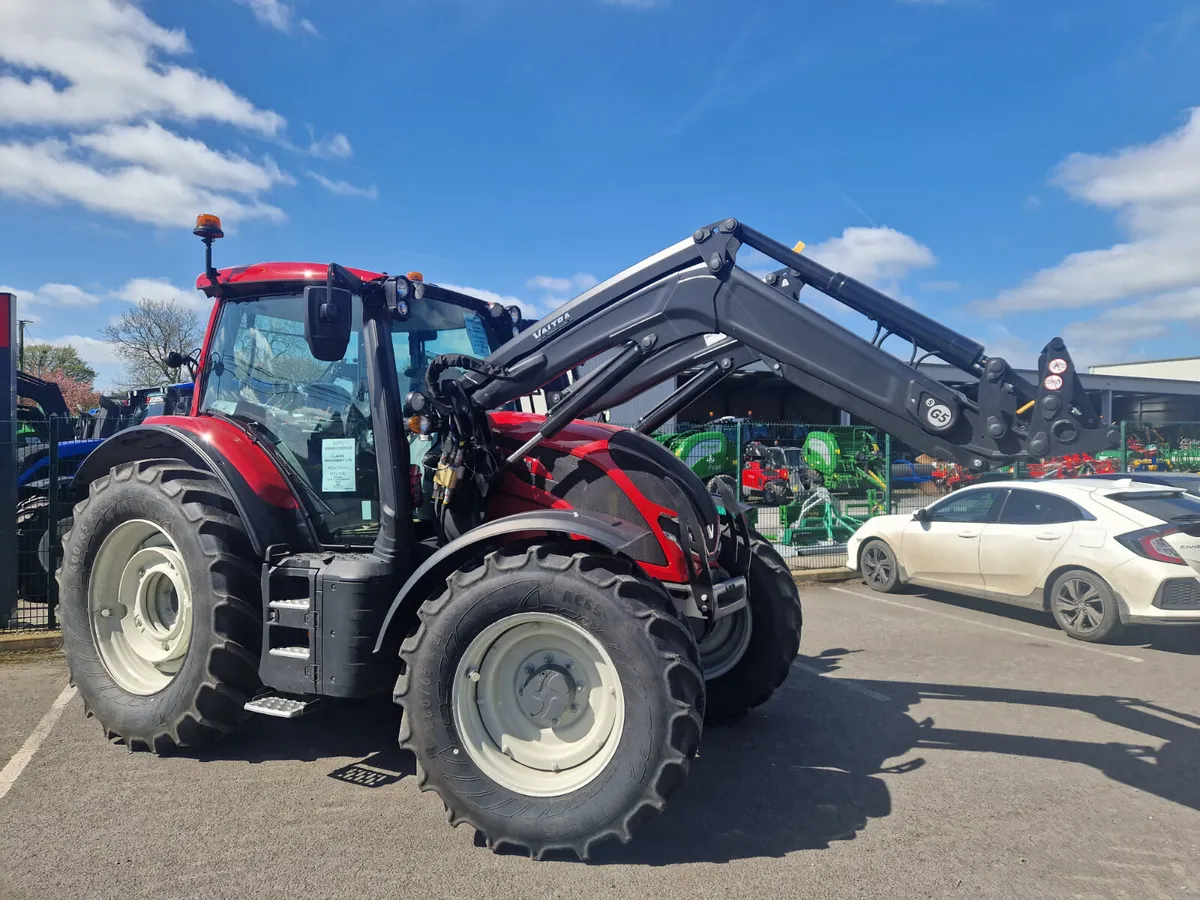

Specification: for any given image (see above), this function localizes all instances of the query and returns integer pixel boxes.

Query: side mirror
[913,507,930,522]
[305,285,352,361]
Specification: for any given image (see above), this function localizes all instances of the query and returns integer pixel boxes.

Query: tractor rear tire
[58,460,262,752]
[395,544,705,860]
[701,528,802,724]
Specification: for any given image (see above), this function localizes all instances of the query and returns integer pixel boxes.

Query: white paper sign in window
[322,438,357,492]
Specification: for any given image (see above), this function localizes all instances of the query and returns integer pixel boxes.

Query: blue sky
[2,0,1199,388]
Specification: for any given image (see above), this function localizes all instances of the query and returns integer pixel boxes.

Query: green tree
[22,342,98,384]
[100,299,202,388]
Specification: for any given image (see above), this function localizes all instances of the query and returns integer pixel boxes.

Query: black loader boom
[458,218,1117,469]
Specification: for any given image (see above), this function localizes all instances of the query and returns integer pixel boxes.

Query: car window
[1107,490,1200,522]
[997,490,1082,525]
[926,489,1005,524]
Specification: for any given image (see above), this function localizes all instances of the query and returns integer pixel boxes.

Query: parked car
[846,479,1200,643]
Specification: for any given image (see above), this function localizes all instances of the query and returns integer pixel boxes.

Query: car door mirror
[304,285,353,361]
[913,507,931,523]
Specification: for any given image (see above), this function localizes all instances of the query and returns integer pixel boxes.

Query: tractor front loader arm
[459,219,1118,469]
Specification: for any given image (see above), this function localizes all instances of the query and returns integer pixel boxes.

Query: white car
[846,478,1200,642]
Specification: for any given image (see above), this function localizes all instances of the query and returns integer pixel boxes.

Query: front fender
[373,509,655,654]
[71,421,317,556]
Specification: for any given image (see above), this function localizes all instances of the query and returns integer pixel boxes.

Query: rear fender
[373,509,659,654]
[71,422,317,556]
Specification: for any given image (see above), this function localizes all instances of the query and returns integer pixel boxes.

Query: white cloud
[0,282,103,309]
[805,226,937,284]
[75,122,294,194]
[43,334,123,367]
[0,137,287,226]
[526,273,598,294]
[306,172,378,199]
[0,0,283,133]
[0,1,293,227]
[234,0,316,36]
[440,284,540,319]
[112,277,206,310]
[980,108,1200,318]
[308,131,352,159]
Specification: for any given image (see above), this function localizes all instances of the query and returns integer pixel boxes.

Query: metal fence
[633,419,1192,571]
[1,416,1196,632]
[2,415,101,632]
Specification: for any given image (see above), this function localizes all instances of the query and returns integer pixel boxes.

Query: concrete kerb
[791,567,859,585]
[0,631,63,653]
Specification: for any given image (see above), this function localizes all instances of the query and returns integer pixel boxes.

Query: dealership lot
[1,583,1197,900]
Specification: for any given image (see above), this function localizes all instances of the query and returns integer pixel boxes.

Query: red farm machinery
[54,215,1118,858]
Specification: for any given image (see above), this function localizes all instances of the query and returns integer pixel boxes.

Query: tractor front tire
[396,544,705,859]
[58,460,262,752]
[701,529,803,724]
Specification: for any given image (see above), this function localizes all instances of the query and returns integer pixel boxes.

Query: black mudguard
[373,509,656,654]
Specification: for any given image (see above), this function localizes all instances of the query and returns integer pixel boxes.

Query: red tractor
[56,215,1115,858]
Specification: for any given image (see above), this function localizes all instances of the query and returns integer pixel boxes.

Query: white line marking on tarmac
[0,685,76,802]
[793,662,892,702]
[828,585,1144,663]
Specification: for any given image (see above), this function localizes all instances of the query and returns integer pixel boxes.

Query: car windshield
[1106,490,1200,522]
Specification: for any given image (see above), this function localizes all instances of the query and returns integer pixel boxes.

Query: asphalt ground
[1,583,1197,900]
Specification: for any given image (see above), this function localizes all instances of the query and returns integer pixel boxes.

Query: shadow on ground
[906,587,1200,656]
[185,646,1200,866]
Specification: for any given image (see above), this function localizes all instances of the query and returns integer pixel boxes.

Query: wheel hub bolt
[543,653,554,665]
[99,608,112,618]
[569,704,579,714]
[161,641,170,651]
[524,664,535,675]
[564,659,574,670]
[137,568,145,578]
[466,668,481,682]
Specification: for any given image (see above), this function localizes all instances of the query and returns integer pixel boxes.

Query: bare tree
[101,299,203,388]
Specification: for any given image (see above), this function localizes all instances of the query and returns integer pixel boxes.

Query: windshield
[197,290,506,541]
[198,293,378,545]
[765,448,787,469]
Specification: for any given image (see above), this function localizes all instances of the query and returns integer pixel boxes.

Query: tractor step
[268,646,310,659]
[268,598,310,611]
[244,694,319,718]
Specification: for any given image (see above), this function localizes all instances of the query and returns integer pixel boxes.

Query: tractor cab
[191,252,520,548]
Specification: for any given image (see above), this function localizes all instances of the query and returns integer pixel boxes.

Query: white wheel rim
[88,520,193,695]
[697,606,753,680]
[452,612,624,798]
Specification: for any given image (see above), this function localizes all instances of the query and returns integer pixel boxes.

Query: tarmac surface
[1,582,1197,900]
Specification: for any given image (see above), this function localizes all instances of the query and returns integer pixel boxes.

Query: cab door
[980,488,1081,601]
[902,488,1007,593]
